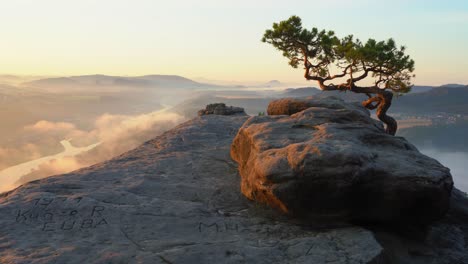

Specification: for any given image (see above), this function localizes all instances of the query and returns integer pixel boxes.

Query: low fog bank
[1,109,186,193]
[0,140,100,193]
[1,86,278,192]
[0,76,211,171]
[0,80,282,193]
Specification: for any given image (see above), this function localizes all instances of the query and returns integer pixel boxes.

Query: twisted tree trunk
[312,78,399,136]
[362,91,397,135]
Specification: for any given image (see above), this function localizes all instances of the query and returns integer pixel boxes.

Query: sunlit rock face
[231,97,453,224]
[267,96,370,116]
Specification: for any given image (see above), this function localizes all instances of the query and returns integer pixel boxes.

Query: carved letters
[15,196,108,232]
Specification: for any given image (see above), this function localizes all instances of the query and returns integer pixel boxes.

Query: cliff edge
[0,99,467,264]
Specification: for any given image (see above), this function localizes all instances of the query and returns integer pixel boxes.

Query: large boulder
[198,103,246,116]
[231,97,453,224]
[266,96,364,116]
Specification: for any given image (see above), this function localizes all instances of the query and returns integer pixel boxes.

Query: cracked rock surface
[0,115,382,264]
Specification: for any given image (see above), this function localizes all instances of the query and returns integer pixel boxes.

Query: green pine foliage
[262,16,415,95]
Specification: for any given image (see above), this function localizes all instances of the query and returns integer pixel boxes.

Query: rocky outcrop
[266,96,365,116]
[0,115,382,264]
[231,97,453,224]
[267,96,368,116]
[0,103,466,264]
[267,97,315,115]
[198,103,246,116]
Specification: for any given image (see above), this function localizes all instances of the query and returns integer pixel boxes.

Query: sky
[0,0,467,85]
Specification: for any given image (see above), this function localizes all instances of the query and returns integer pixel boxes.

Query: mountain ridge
[21,74,229,91]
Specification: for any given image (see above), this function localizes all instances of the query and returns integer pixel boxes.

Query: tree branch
[362,96,381,110]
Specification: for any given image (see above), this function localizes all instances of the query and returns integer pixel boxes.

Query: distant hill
[393,86,468,114]
[263,80,283,87]
[281,84,468,114]
[22,74,227,92]
[0,75,44,85]
[409,84,466,94]
[280,87,367,102]
[409,85,435,94]
[0,84,46,102]
[440,83,466,88]
[0,75,26,85]
[281,87,321,97]
[135,75,212,88]
[17,75,468,114]
[26,77,82,88]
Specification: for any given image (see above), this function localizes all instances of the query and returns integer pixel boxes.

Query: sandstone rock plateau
[0,114,382,264]
[231,97,453,224]
[0,101,467,264]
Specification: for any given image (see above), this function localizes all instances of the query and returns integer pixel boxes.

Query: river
[0,105,173,193]
[0,140,100,193]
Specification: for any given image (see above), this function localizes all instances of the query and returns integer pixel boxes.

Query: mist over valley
[1,75,467,193]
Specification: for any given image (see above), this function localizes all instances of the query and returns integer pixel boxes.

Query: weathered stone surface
[0,115,382,264]
[198,103,246,116]
[266,96,365,116]
[231,97,453,224]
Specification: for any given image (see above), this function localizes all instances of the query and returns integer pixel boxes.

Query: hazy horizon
[1,0,468,85]
[1,73,467,88]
